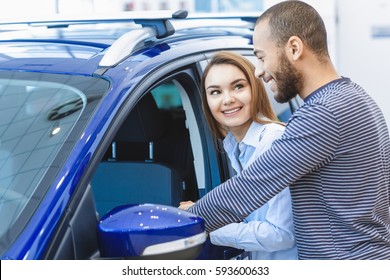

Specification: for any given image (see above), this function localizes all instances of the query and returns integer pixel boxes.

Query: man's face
[253,20,303,103]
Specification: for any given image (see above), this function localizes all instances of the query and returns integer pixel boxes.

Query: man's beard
[273,52,303,103]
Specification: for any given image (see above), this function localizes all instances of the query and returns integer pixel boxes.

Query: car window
[151,83,183,109]
[152,81,206,192]
[0,71,108,251]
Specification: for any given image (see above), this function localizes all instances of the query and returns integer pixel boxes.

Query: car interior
[92,82,198,217]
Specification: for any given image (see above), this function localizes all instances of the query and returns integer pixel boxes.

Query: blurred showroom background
[0,0,389,128]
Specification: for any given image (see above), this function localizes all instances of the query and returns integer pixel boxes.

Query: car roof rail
[0,10,188,28]
[186,12,259,24]
[98,26,156,69]
[0,10,257,72]
[97,11,258,71]
[0,10,186,72]
[96,10,188,71]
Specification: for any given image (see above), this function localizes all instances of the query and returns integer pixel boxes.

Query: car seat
[92,93,184,217]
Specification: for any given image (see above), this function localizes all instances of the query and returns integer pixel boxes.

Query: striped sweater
[188,77,390,259]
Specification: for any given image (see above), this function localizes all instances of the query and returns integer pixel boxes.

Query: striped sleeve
[188,103,339,232]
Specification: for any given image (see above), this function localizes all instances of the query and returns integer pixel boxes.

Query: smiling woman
[185,51,298,260]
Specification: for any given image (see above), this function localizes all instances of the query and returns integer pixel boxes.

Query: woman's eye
[209,90,220,95]
[234,84,244,90]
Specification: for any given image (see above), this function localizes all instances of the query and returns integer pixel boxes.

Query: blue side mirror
[97,204,206,259]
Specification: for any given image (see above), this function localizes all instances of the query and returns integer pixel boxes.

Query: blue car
[0,11,302,260]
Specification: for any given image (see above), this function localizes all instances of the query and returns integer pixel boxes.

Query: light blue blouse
[209,121,298,260]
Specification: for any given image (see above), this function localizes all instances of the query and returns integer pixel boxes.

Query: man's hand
[179,200,195,210]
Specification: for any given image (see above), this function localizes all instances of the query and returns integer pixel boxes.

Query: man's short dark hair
[257,0,329,58]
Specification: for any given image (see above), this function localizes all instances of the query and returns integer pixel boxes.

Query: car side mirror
[97,204,206,259]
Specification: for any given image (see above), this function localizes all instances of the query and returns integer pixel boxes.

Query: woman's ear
[286,36,303,61]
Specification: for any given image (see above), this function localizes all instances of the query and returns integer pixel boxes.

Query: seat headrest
[115,94,165,143]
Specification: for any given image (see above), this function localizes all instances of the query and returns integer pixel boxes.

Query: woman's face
[205,64,252,141]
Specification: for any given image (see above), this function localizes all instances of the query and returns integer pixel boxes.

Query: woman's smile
[222,106,243,115]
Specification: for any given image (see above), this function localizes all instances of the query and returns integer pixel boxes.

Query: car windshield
[0,71,108,252]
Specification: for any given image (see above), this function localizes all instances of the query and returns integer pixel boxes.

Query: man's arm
[187,104,339,232]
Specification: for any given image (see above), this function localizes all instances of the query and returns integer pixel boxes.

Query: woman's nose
[223,92,235,105]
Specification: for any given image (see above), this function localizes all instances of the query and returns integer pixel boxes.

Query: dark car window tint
[0,80,86,235]
[0,72,108,250]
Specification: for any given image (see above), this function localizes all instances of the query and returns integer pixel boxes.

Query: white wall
[337,0,390,128]
[0,0,56,18]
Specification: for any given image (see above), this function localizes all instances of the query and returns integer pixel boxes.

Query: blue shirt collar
[223,121,266,155]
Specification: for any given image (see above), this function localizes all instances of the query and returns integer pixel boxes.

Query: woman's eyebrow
[206,84,220,90]
[206,78,247,90]
[231,78,247,85]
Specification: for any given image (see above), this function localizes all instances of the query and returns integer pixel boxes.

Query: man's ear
[286,36,303,61]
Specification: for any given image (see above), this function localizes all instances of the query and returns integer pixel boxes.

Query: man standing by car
[181,1,390,259]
